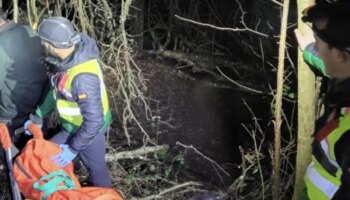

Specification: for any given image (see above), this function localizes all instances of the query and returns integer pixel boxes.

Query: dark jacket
[37,34,106,153]
[0,21,47,129]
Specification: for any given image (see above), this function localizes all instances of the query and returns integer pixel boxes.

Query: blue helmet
[38,16,80,48]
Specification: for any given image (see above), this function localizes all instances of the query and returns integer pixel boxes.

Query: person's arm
[68,74,104,153]
[294,28,329,77]
[332,130,350,200]
[35,89,55,118]
[303,43,329,77]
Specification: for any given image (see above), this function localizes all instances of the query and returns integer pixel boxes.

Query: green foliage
[270,84,295,114]
[283,85,295,99]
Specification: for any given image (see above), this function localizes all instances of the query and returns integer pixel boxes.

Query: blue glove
[24,119,42,136]
[51,144,77,167]
[24,114,43,136]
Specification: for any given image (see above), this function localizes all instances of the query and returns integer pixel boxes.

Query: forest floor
[0,51,273,200]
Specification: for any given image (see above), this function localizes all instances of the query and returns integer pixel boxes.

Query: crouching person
[25,16,112,187]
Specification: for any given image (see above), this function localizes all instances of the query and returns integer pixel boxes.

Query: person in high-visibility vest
[24,16,112,187]
[295,0,350,199]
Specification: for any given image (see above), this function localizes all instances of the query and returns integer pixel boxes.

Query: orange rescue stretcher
[0,123,123,200]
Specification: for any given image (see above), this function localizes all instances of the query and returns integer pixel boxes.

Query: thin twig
[271,0,283,6]
[216,67,264,94]
[175,15,268,37]
[134,181,202,200]
[242,99,265,199]
[176,142,231,177]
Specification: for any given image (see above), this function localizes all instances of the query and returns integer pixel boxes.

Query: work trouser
[50,130,112,187]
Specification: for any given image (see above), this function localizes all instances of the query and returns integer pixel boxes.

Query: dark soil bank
[133,52,272,187]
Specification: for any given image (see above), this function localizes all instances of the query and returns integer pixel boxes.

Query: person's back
[0,17,47,131]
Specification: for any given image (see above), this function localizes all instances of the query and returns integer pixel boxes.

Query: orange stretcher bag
[49,187,123,200]
[13,125,123,200]
[13,125,80,199]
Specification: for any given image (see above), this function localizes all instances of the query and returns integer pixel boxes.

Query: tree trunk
[273,0,290,199]
[292,0,316,199]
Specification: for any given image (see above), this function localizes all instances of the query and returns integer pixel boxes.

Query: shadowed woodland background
[0,0,304,199]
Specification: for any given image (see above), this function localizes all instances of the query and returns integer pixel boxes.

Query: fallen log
[106,145,169,161]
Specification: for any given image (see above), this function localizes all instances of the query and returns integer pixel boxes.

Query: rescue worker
[295,0,350,199]
[24,16,112,187]
[0,10,47,163]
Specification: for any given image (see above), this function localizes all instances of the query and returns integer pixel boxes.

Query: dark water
[141,55,272,187]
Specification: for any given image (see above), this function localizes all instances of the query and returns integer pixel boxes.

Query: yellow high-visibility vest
[55,59,111,133]
[305,110,350,199]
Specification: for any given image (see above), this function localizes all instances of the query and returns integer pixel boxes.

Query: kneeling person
[25,16,112,187]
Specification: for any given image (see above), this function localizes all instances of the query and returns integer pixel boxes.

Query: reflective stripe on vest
[320,140,340,169]
[57,107,81,116]
[312,139,338,176]
[56,59,110,131]
[306,163,339,199]
[305,110,350,199]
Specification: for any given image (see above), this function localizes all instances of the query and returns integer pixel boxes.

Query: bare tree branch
[175,15,268,38]
[176,142,231,177]
[271,0,283,6]
[106,145,169,161]
[216,67,264,94]
[134,181,203,200]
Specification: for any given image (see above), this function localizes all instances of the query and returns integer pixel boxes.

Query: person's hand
[294,28,316,51]
[24,119,42,136]
[51,144,77,167]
